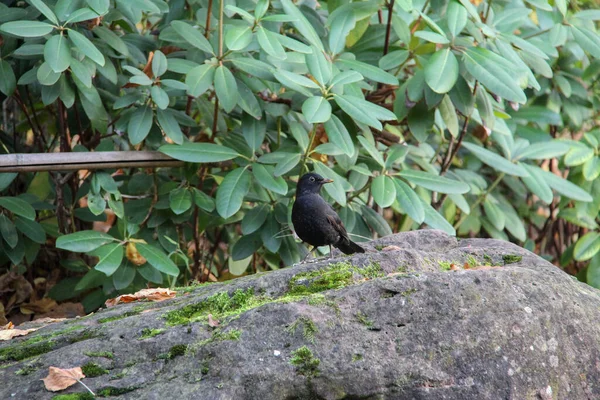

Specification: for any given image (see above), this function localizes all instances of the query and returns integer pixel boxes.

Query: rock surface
[2,230,600,400]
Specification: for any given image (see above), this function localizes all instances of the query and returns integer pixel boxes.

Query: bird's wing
[326,211,350,240]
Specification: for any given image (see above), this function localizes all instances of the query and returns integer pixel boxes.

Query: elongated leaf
[0,60,16,96]
[160,143,240,162]
[0,21,55,37]
[274,153,301,177]
[462,48,526,103]
[137,243,179,276]
[447,1,467,37]
[186,64,215,97]
[425,49,458,94]
[483,198,505,231]
[280,0,324,51]
[214,65,238,112]
[0,197,35,220]
[253,164,288,195]
[336,58,398,85]
[306,46,332,85]
[394,179,425,223]
[216,168,251,218]
[15,217,46,244]
[232,233,262,261]
[94,243,123,276]
[156,108,183,145]
[302,96,331,123]
[574,232,600,261]
[225,25,253,51]
[31,0,59,24]
[399,169,469,194]
[571,26,600,58]
[421,198,455,236]
[44,34,71,73]
[521,163,553,204]
[152,50,168,77]
[439,95,458,137]
[0,214,18,248]
[241,204,270,235]
[462,142,528,177]
[361,206,392,236]
[68,29,105,66]
[538,167,593,202]
[128,106,153,145]
[86,0,109,14]
[329,6,355,54]
[56,230,116,252]
[171,20,214,54]
[324,115,354,156]
[169,188,193,215]
[357,136,384,167]
[151,86,169,110]
[257,26,286,60]
[372,176,396,208]
[335,95,382,130]
[93,26,128,56]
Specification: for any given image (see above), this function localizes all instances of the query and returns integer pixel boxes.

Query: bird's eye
[309,176,315,182]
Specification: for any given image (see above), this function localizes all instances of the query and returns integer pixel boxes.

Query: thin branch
[205,0,213,38]
[383,0,396,56]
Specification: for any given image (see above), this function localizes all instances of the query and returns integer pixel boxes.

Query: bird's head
[296,173,333,195]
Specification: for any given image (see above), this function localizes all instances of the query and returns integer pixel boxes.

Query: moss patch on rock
[139,328,165,339]
[503,254,523,265]
[52,393,95,400]
[82,362,109,377]
[290,346,320,377]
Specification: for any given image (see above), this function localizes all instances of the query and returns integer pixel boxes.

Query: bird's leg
[302,246,313,262]
[328,245,333,259]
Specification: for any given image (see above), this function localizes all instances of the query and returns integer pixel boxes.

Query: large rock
[2,230,600,399]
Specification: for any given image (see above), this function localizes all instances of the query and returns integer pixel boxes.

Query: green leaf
[237,80,262,119]
[44,33,71,73]
[159,143,240,162]
[156,108,183,145]
[242,113,266,151]
[587,253,600,289]
[93,243,123,276]
[329,6,356,54]
[357,136,384,167]
[214,65,238,113]
[0,214,18,249]
[56,231,116,252]
[0,60,16,96]
[447,1,467,37]
[571,26,600,58]
[462,48,526,103]
[379,50,409,70]
[15,217,45,244]
[439,95,459,138]
[330,70,363,87]
[31,0,59,24]
[74,269,105,291]
[69,58,92,87]
[483,198,505,231]
[538,167,593,202]
[514,141,570,160]
[242,204,269,234]
[461,142,528,177]
[171,20,214,54]
[216,168,251,218]
[324,115,354,156]
[424,49,458,94]
[0,21,55,37]
[151,86,169,110]
[564,146,594,167]
[302,96,331,123]
[335,95,382,130]
[152,50,168,77]
[306,46,332,85]
[257,27,286,60]
[86,0,109,14]
[128,106,153,145]
[169,188,193,215]
[253,164,288,195]
[521,163,553,204]
[336,58,398,85]
[93,26,129,56]
[280,0,324,51]
[274,153,301,177]
[415,31,449,44]
[574,232,600,261]
[273,70,318,96]
[137,243,180,276]
[231,57,274,80]
[113,264,135,290]
[399,170,469,194]
[421,198,455,236]
[192,188,215,212]
[372,176,396,208]
[225,25,253,51]
[232,233,262,261]
[394,179,425,224]
[583,157,600,181]
[186,64,216,97]
[0,197,35,220]
[361,206,392,236]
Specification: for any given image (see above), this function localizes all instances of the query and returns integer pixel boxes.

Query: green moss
[289,262,354,295]
[84,351,114,359]
[352,353,363,362]
[375,245,384,251]
[195,329,242,348]
[0,340,54,362]
[158,344,188,360]
[110,370,127,380]
[402,288,418,297]
[52,394,95,400]
[503,254,523,265]
[97,386,137,396]
[465,255,477,268]
[396,264,408,273]
[483,254,494,265]
[98,308,144,324]
[70,329,100,343]
[139,328,165,339]
[15,365,39,376]
[286,316,318,343]
[358,262,384,279]
[438,260,453,271]
[355,312,373,328]
[290,346,320,377]
[82,362,109,377]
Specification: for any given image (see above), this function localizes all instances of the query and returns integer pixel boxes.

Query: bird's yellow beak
[322,178,334,184]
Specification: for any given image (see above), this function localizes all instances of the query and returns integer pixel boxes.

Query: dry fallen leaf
[382,245,402,251]
[1,321,13,330]
[105,288,177,307]
[42,367,85,392]
[126,242,147,266]
[0,327,37,341]
[20,298,57,315]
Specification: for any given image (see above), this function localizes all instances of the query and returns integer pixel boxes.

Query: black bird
[292,172,365,259]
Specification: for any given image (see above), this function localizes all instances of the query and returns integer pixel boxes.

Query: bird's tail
[336,237,366,255]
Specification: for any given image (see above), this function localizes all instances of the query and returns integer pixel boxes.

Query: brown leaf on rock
[0,326,37,341]
[208,314,220,327]
[105,288,176,307]
[42,366,85,392]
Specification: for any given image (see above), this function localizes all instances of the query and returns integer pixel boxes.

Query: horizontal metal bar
[0,151,185,172]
